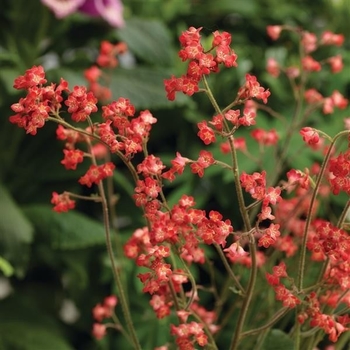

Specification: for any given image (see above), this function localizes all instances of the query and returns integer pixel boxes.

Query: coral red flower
[321,31,345,46]
[266,58,280,77]
[328,55,343,73]
[301,31,318,53]
[13,65,47,90]
[300,127,320,145]
[238,74,270,104]
[267,25,283,40]
[61,149,84,170]
[65,86,98,122]
[51,192,75,212]
[92,323,107,340]
[302,56,321,72]
[79,162,115,187]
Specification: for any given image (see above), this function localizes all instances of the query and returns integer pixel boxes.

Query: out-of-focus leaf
[23,205,106,249]
[0,293,74,350]
[0,184,34,245]
[0,322,74,350]
[47,68,87,89]
[0,257,14,277]
[117,18,174,66]
[262,329,294,350]
[111,67,189,109]
[113,171,134,197]
[0,184,33,275]
[0,67,19,94]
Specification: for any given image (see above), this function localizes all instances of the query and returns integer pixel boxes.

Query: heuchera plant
[9,24,350,350]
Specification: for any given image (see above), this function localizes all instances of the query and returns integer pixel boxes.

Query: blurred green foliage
[0,0,349,349]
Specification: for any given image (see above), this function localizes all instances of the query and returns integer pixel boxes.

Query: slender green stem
[82,136,141,350]
[240,307,290,337]
[97,181,141,349]
[229,233,257,350]
[337,199,350,227]
[214,244,245,295]
[296,130,350,292]
[202,76,257,350]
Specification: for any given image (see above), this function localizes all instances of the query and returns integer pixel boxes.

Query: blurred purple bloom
[41,0,124,27]
[79,0,124,28]
[41,0,86,18]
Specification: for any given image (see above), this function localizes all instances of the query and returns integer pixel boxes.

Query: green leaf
[0,322,73,350]
[0,293,74,350]
[23,205,106,249]
[111,67,189,109]
[0,184,33,275]
[47,68,87,89]
[262,329,294,350]
[113,171,134,197]
[117,18,174,66]
[0,67,20,94]
[0,184,34,245]
[0,256,14,277]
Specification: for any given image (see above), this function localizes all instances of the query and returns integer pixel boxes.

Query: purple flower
[41,0,124,27]
[41,0,86,18]
[79,0,124,28]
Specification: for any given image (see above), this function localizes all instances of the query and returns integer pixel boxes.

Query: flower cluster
[328,150,350,195]
[10,66,68,135]
[92,295,118,340]
[84,40,128,101]
[266,262,301,308]
[9,23,350,350]
[164,27,238,101]
[299,292,349,342]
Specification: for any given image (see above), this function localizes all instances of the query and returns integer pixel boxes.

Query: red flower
[300,127,320,145]
[51,192,75,212]
[79,162,115,187]
[13,65,47,90]
[61,149,84,170]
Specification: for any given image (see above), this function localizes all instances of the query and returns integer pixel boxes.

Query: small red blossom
[263,187,282,206]
[251,128,279,146]
[61,149,84,170]
[215,44,238,68]
[97,41,127,68]
[224,242,247,261]
[258,223,281,248]
[13,65,47,90]
[65,86,98,122]
[238,74,270,104]
[79,162,115,187]
[51,192,75,212]
[301,31,318,53]
[240,171,266,201]
[267,25,283,40]
[327,55,343,73]
[171,321,208,349]
[197,150,215,168]
[304,88,324,104]
[266,58,280,77]
[321,31,345,46]
[197,121,216,145]
[300,127,320,145]
[328,150,350,195]
[302,56,321,72]
[330,90,348,109]
[92,323,107,340]
[266,272,280,286]
[212,30,231,47]
[137,155,166,176]
[286,169,310,191]
[224,109,240,125]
